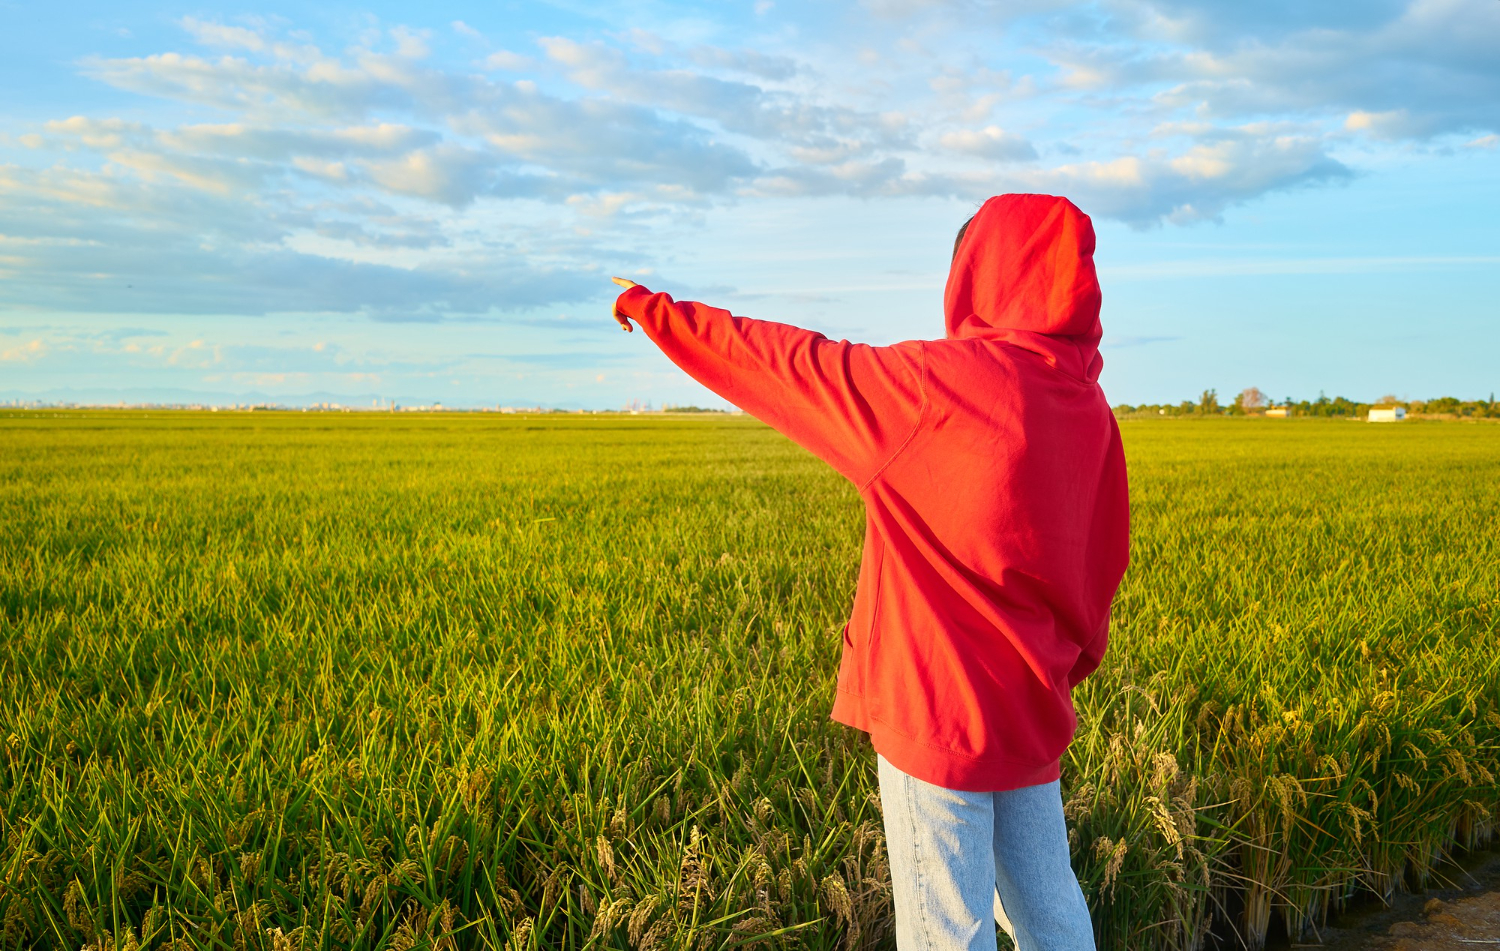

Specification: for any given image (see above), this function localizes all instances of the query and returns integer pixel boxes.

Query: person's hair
[953,215,975,261]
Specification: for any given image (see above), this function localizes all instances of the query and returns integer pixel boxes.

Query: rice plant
[0,411,1495,950]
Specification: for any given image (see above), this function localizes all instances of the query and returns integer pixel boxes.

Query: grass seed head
[637,917,673,951]
[627,894,660,946]
[1093,837,1129,897]
[64,879,93,938]
[597,835,617,880]
[504,916,533,951]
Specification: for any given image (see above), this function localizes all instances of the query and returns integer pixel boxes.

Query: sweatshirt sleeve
[616,285,926,485]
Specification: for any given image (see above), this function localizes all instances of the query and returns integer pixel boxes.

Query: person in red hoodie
[610,193,1129,950]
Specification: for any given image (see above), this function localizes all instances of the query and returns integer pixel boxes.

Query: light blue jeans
[877,754,1095,951]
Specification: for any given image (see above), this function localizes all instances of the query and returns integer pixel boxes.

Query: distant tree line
[1114,388,1500,419]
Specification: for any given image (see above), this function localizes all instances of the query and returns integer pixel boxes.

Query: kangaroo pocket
[837,525,885,709]
[867,586,1078,767]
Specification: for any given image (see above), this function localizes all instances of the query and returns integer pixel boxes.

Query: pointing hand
[611,276,640,332]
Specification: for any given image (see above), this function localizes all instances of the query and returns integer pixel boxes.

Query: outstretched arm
[611,278,925,486]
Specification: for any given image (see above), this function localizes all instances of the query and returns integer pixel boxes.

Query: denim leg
[995,888,1015,943]
[877,754,998,951]
[991,780,1096,951]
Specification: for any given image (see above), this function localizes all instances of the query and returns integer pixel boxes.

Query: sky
[1,0,1496,410]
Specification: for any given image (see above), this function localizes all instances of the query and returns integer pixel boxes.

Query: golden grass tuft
[1,411,1496,949]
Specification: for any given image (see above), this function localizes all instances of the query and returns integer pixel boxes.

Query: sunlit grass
[1,411,1495,950]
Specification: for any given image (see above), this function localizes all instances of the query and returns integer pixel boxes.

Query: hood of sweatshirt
[943,194,1104,383]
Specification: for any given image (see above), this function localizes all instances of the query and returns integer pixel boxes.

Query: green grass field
[1,411,1496,951]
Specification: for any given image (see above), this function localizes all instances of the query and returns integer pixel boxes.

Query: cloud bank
[0,0,1494,320]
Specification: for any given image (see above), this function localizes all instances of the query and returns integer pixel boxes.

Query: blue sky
[1,0,1496,409]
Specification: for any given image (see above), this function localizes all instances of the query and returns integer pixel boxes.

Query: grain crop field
[1,411,1497,951]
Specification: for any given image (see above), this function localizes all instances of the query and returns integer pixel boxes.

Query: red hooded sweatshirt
[614,193,1130,791]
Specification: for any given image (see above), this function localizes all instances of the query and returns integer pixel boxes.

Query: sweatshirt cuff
[614,284,655,319]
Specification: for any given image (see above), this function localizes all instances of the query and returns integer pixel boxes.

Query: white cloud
[1343,109,1430,140]
[167,339,219,368]
[534,36,909,154]
[1,339,46,362]
[861,0,1073,21]
[614,30,799,81]
[1025,132,1352,227]
[938,126,1037,161]
[45,116,147,149]
[566,192,648,218]
[1061,0,1500,142]
[0,161,600,318]
[292,157,349,181]
[463,88,759,195]
[80,41,460,119]
[105,149,269,194]
[3,3,1492,326]
[363,144,493,206]
[389,27,431,60]
[163,122,436,157]
[180,16,266,53]
[483,50,535,71]
[928,66,1025,123]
